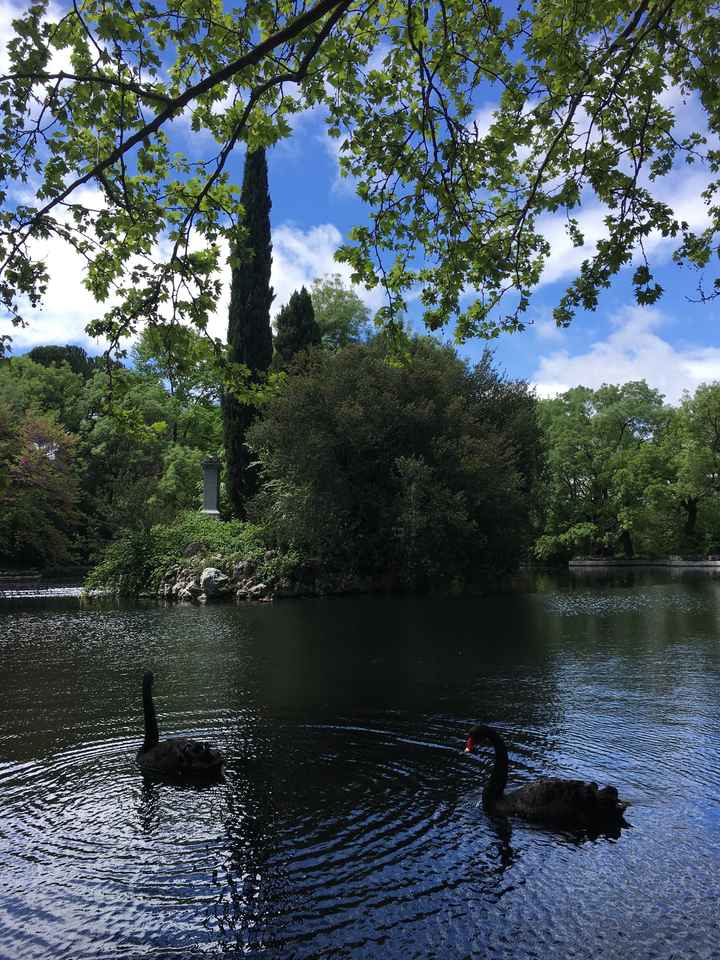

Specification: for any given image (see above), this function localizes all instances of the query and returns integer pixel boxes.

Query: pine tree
[223,147,274,517]
[273,286,321,368]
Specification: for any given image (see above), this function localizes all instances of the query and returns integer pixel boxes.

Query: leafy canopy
[660,384,720,547]
[131,324,222,402]
[2,0,720,351]
[536,381,671,560]
[0,350,223,564]
[310,274,371,349]
[0,413,82,567]
[247,337,541,586]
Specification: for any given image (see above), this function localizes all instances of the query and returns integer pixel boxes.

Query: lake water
[0,571,719,959]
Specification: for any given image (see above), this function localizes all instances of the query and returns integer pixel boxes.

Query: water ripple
[1,587,719,958]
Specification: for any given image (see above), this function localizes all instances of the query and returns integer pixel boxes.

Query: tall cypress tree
[273,286,321,369]
[223,147,274,517]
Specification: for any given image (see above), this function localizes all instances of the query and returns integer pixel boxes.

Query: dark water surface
[1,572,719,959]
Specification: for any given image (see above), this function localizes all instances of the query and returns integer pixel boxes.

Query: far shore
[569,557,720,569]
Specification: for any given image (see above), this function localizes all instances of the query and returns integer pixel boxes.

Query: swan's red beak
[464,736,475,754]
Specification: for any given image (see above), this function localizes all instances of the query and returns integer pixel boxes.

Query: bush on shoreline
[83,511,297,597]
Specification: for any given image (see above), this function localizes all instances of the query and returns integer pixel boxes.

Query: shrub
[247,338,542,589]
[84,528,155,596]
[84,510,299,595]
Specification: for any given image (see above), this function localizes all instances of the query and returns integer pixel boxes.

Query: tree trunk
[682,496,698,537]
[619,528,634,559]
[223,147,274,518]
[222,394,256,517]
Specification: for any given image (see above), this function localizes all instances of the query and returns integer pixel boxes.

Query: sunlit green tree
[0,355,86,432]
[0,414,82,568]
[310,275,371,349]
[536,382,670,560]
[131,325,222,404]
[654,384,720,552]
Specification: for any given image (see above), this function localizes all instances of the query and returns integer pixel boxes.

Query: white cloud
[321,129,358,195]
[532,305,720,404]
[6,219,384,351]
[206,221,384,339]
[6,186,114,353]
[271,223,385,318]
[272,223,345,309]
[537,204,609,287]
[470,103,498,139]
[534,317,566,342]
[0,1,16,74]
[7,243,110,353]
[206,222,385,340]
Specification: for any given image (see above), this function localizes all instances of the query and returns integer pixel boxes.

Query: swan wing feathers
[137,737,224,775]
[503,778,623,819]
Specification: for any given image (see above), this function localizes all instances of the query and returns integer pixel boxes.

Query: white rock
[200,566,230,597]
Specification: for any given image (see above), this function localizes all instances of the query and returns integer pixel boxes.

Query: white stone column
[201,457,221,517]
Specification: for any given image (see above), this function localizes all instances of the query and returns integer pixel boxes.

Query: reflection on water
[0,573,719,958]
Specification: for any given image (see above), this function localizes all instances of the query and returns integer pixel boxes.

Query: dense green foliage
[84,511,264,596]
[655,385,720,553]
[11,327,720,587]
[3,3,720,350]
[273,287,321,368]
[27,345,102,380]
[130,326,221,406]
[0,340,222,569]
[224,147,274,518]
[537,383,669,560]
[536,381,720,561]
[0,411,82,567]
[310,275,371,349]
[247,338,542,589]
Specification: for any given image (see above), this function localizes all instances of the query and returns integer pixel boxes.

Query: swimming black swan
[136,671,224,778]
[464,724,628,828]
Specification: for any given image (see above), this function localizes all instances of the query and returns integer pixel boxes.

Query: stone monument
[201,457,221,518]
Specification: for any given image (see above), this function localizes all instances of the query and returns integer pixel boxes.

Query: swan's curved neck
[481,726,509,812]
[142,676,159,750]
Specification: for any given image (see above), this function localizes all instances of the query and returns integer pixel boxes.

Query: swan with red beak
[464,724,628,829]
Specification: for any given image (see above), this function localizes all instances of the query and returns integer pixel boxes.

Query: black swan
[136,671,224,778]
[464,724,628,828]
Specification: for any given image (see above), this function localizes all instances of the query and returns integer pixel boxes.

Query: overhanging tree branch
[1,0,718,345]
[2,0,355,274]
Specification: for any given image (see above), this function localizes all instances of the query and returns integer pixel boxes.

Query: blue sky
[4,0,720,404]
[266,102,720,405]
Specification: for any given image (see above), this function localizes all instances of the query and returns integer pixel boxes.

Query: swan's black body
[465,724,628,829]
[136,671,224,778]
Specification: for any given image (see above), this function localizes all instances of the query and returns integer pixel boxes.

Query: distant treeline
[537,381,720,561]
[3,333,720,589]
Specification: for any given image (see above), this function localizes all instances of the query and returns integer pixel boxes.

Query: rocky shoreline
[156,550,509,603]
[157,555,379,604]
